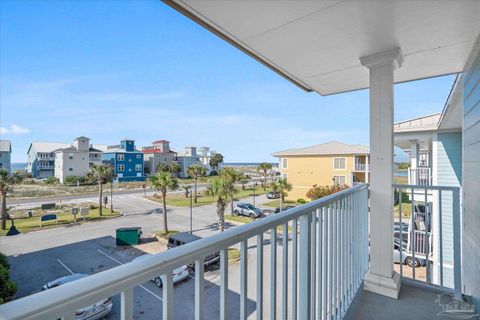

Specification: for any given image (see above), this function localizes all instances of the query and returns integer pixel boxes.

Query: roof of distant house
[142,148,176,154]
[153,140,170,144]
[29,141,71,153]
[272,141,369,157]
[74,136,90,141]
[0,140,11,153]
[394,113,442,133]
[53,146,102,153]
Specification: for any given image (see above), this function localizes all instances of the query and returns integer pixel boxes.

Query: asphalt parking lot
[8,234,257,319]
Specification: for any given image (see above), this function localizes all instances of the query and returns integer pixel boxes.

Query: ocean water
[11,163,27,171]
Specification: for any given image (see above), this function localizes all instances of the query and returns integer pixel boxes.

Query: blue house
[0,140,12,173]
[102,139,145,182]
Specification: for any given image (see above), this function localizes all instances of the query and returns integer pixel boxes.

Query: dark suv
[168,232,220,266]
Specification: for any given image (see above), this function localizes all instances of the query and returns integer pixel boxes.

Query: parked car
[132,254,189,287]
[266,191,280,199]
[168,232,220,266]
[42,274,113,320]
[274,205,296,213]
[233,202,263,218]
[393,243,426,267]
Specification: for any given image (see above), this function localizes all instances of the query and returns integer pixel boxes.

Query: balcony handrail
[0,184,369,320]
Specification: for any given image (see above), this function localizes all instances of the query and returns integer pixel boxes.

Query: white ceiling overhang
[164,0,480,95]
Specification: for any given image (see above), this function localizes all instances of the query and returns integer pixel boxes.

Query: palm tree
[149,171,178,234]
[238,173,250,190]
[186,164,206,203]
[0,170,24,230]
[207,177,236,232]
[272,178,292,212]
[209,153,224,174]
[157,163,181,175]
[220,168,240,214]
[257,162,273,190]
[87,164,114,217]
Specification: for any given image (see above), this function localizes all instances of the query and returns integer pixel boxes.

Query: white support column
[360,48,403,299]
[410,141,420,184]
[365,155,369,183]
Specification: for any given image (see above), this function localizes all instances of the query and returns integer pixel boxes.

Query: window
[135,164,142,171]
[117,154,125,161]
[333,175,346,186]
[282,173,288,180]
[333,158,346,170]
[282,158,288,169]
[117,164,125,172]
[0,163,2,168]
[68,153,74,160]
[69,168,73,172]
[136,154,141,159]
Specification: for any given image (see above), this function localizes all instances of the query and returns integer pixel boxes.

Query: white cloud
[0,124,30,135]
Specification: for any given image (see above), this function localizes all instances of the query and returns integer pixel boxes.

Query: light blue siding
[435,132,462,288]
[463,39,480,310]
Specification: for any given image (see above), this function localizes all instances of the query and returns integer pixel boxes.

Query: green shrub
[89,204,99,210]
[0,252,16,304]
[0,253,9,270]
[306,184,349,201]
[297,198,307,204]
[45,176,59,185]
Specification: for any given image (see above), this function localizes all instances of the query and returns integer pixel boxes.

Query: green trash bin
[116,227,142,246]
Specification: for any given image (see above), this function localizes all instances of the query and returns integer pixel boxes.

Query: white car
[42,274,113,320]
[133,254,189,287]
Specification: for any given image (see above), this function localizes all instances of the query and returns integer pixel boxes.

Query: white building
[176,145,202,178]
[53,137,102,183]
[142,140,177,176]
[197,146,222,174]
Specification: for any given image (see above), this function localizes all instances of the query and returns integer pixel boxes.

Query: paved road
[1,193,286,319]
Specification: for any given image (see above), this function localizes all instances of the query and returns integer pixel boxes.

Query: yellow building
[272,141,370,201]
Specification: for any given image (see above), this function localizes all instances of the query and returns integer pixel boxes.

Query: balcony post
[410,141,420,184]
[360,48,403,299]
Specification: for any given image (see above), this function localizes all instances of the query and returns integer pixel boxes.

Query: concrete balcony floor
[345,282,446,320]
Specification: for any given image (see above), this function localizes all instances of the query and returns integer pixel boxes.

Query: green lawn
[393,191,420,218]
[1,207,120,236]
[394,175,408,184]
[228,248,240,261]
[225,214,253,224]
[149,187,271,207]
[262,199,296,208]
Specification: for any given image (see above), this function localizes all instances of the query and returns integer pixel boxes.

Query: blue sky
[0,0,456,163]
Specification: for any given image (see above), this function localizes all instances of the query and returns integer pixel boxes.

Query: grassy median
[148,187,271,207]
[1,206,120,236]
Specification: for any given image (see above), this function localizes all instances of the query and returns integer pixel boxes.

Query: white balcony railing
[354,163,367,171]
[0,185,369,320]
[408,168,432,186]
[393,184,462,299]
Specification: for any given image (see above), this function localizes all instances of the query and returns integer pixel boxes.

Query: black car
[274,205,296,213]
[266,191,280,199]
[168,232,220,266]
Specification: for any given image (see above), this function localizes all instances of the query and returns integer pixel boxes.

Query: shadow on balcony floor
[346,282,446,320]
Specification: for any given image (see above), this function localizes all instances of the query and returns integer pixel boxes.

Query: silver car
[393,243,426,267]
[133,254,189,287]
[233,202,263,218]
[42,274,113,320]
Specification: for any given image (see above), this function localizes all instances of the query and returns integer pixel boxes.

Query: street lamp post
[110,179,113,212]
[253,182,257,206]
[186,186,193,234]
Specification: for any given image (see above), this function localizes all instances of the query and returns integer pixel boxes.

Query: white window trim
[117,154,125,161]
[281,158,288,169]
[117,164,125,172]
[333,175,347,185]
[333,157,347,170]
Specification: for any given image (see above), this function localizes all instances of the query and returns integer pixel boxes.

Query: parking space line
[57,259,74,275]
[96,249,163,302]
